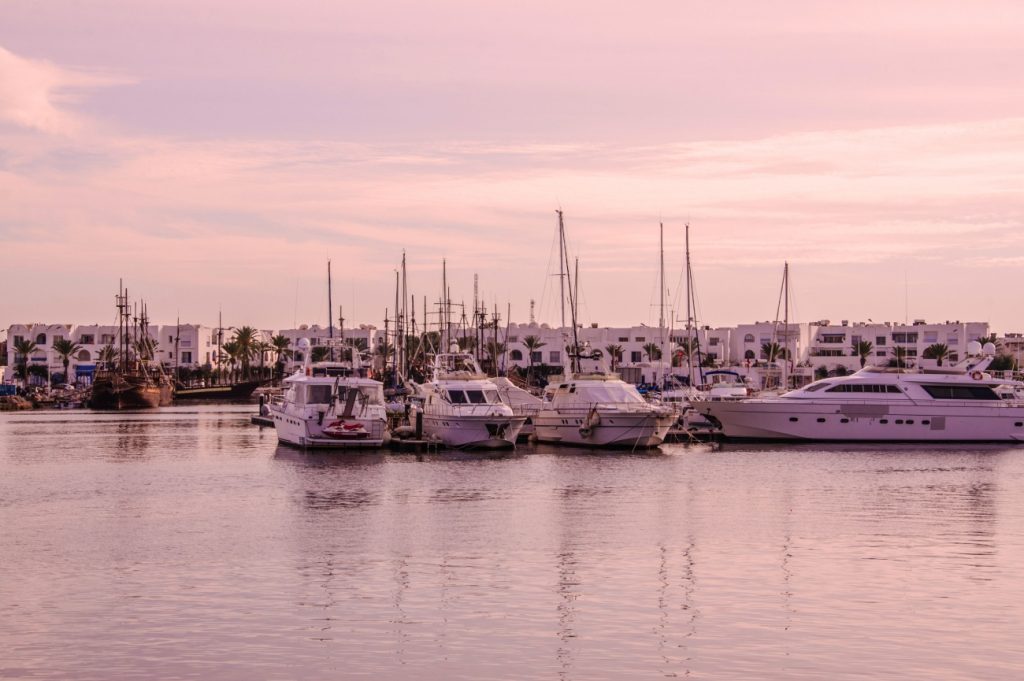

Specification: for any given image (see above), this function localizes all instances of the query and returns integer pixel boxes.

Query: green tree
[98,344,117,370]
[522,336,548,379]
[642,342,663,361]
[761,342,789,362]
[888,346,909,368]
[311,346,331,363]
[603,343,623,371]
[484,340,506,374]
[231,326,259,378]
[52,338,82,382]
[13,339,38,385]
[922,343,950,366]
[221,340,241,382]
[675,338,700,367]
[852,340,874,368]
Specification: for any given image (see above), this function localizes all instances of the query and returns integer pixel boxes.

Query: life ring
[971,371,983,381]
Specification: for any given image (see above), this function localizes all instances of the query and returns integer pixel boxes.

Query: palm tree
[523,336,547,379]
[889,345,909,368]
[484,340,506,374]
[852,340,874,367]
[761,342,788,362]
[253,340,273,378]
[642,342,663,362]
[231,326,259,378]
[270,335,292,362]
[52,338,82,382]
[457,336,477,353]
[311,346,331,363]
[221,340,241,382]
[13,339,37,386]
[922,343,950,366]
[98,344,117,370]
[675,338,700,367]
[604,344,623,371]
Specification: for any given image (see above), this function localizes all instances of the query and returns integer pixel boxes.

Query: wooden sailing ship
[90,283,174,410]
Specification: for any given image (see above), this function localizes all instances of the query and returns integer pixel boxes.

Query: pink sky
[2,1,1024,332]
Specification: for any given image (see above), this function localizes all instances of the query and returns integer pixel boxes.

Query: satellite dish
[967,341,982,356]
[297,338,311,350]
[983,342,997,355]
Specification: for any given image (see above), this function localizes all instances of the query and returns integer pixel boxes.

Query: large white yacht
[700,343,1024,441]
[270,340,389,449]
[413,353,527,449]
[534,346,676,448]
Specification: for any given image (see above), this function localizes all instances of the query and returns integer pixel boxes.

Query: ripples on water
[2,406,1024,680]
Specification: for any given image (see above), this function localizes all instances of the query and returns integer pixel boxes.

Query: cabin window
[825,384,901,393]
[804,382,831,392]
[789,417,798,422]
[921,385,1000,400]
[840,418,850,423]
[307,385,333,404]
[484,390,499,403]
[466,390,487,404]
[447,390,468,404]
[816,417,826,422]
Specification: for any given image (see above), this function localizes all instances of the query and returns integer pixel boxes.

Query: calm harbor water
[3,405,1024,680]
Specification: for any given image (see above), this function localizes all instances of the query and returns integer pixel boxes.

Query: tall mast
[401,251,408,376]
[327,260,334,361]
[659,222,666,387]
[442,259,448,350]
[685,223,694,387]
[217,308,223,383]
[782,262,790,390]
[394,270,400,384]
[557,209,566,330]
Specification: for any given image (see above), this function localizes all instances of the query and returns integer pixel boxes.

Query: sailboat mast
[557,209,566,331]
[659,222,666,387]
[327,260,334,362]
[685,224,694,387]
[782,261,790,390]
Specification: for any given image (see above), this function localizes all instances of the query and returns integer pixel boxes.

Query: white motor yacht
[534,349,676,448]
[270,341,389,449]
[414,353,526,449]
[701,343,1024,442]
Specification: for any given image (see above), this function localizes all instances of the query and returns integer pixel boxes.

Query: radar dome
[967,340,982,356]
[983,342,997,355]
[297,338,311,350]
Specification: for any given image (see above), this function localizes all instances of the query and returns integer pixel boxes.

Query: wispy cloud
[0,45,130,135]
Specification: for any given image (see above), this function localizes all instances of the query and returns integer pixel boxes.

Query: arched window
[77,349,91,361]
[743,334,755,343]
[744,349,756,360]
[36,333,47,345]
[509,349,523,361]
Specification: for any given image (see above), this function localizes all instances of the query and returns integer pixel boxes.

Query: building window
[79,334,95,344]
[507,336,518,343]
[947,334,959,345]
[35,333,47,345]
[923,332,938,343]
[631,351,642,362]
[635,337,646,342]
[102,334,115,344]
[744,350,756,360]
[549,351,560,363]
[509,349,523,361]
[819,334,845,344]
[182,352,192,363]
[531,351,542,363]
[743,334,755,343]
[851,335,861,345]
[13,335,24,345]
[892,332,918,344]
[876,336,886,346]
[53,336,64,344]
[709,337,719,346]
[619,337,629,342]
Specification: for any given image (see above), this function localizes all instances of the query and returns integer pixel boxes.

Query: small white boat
[413,353,526,449]
[270,341,389,449]
[534,352,676,449]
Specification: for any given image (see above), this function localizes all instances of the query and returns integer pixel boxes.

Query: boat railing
[423,402,514,418]
[549,402,668,414]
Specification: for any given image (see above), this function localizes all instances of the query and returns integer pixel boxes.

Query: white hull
[422,413,527,449]
[271,406,388,449]
[534,411,675,448]
[703,400,1024,442]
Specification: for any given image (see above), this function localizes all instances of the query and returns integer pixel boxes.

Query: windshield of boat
[567,382,645,404]
[306,385,334,404]
[446,390,468,404]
